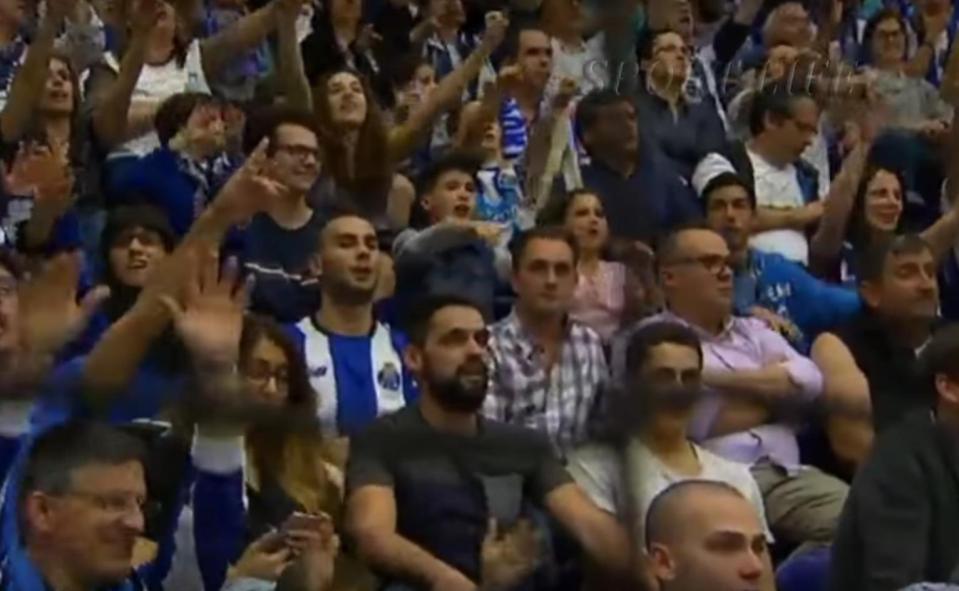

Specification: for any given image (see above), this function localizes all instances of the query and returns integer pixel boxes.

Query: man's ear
[859,280,881,310]
[403,344,424,375]
[308,253,323,279]
[646,544,677,584]
[23,492,57,537]
[935,373,959,407]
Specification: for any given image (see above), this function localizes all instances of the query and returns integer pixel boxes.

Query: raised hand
[552,77,579,111]
[129,0,162,36]
[354,23,382,53]
[274,0,307,27]
[480,518,541,591]
[4,143,64,197]
[211,139,289,225]
[496,64,524,95]
[480,11,509,53]
[46,0,79,25]
[159,251,252,369]
[922,3,952,42]
[18,253,110,357]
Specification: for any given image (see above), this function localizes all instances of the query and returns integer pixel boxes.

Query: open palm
[18,253,110,356]
[160,252,252,368]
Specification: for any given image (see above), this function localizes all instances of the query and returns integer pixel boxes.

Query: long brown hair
[313,68,392,216]
[239,315,322,478]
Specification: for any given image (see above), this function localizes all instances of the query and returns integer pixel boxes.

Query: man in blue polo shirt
[577,89,700,246]
[291,212,417,437]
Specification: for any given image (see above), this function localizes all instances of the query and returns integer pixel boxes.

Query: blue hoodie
[734,249,862,353]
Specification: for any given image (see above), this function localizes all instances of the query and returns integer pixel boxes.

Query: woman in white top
[568,321,775,591]
[88,0,292,159]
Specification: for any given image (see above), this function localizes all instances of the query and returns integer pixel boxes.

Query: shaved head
[645,480,769,591]
[646,480,746,547]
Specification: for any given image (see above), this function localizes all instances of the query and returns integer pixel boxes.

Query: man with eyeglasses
[612,224,847,556]
[241,107,326,323]
[635,28,726,182]
[0,421,153,591]
[695,83,827,266]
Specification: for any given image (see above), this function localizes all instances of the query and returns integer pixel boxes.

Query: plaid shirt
[484,312,607,460]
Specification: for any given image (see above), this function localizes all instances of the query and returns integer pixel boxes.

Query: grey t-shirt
[347,405,571,581]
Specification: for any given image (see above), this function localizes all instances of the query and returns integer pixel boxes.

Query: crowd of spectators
[1,0,959,590]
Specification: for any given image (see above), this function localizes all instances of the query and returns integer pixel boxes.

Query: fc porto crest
[377,362,401,391]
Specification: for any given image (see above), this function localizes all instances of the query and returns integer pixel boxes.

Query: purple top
[615,311,823,471]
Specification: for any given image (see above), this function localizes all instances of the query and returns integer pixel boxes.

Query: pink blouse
[570,261,626,342]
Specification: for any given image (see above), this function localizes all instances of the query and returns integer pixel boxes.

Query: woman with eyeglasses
[191,314,374,591]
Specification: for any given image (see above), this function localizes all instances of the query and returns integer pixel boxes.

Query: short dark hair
[316,207,376,252]
[655,221,713,272]
[406,293,485,346]
[748,82,816,137]
[645,480,746,548]
[636,27,683,64]
[920,324,959,384]
[155,92,218,147]
[415,149,482,198]
[20,421,146,506]
[506,24,550,60]
[857,233,931,285]
[242,105,320,156]
[510,226,579,270]
[101,204,177,256]
[701,172,757,210]
[626,322,703,376]
[575,89,632,140]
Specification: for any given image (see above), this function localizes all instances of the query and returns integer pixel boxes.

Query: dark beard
[427,359,489,414]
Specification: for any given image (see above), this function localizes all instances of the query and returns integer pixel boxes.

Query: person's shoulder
[568,441,620,470]
[383,322,411,350]
[355,406,423,443]
[857,411,941,482]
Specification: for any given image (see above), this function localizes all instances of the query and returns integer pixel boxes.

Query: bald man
[646,480,770,591]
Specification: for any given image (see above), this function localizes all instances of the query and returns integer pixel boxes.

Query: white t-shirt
[104,39,211,158]
[545,35,606,103]
[568,439,773,546]
[747,148,810,265]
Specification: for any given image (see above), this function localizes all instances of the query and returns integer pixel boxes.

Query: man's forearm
[82,299,170,406]
[354,530,468,588]
[576,515,632,577]
[704,365,800,404]
[753,206,818,232]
